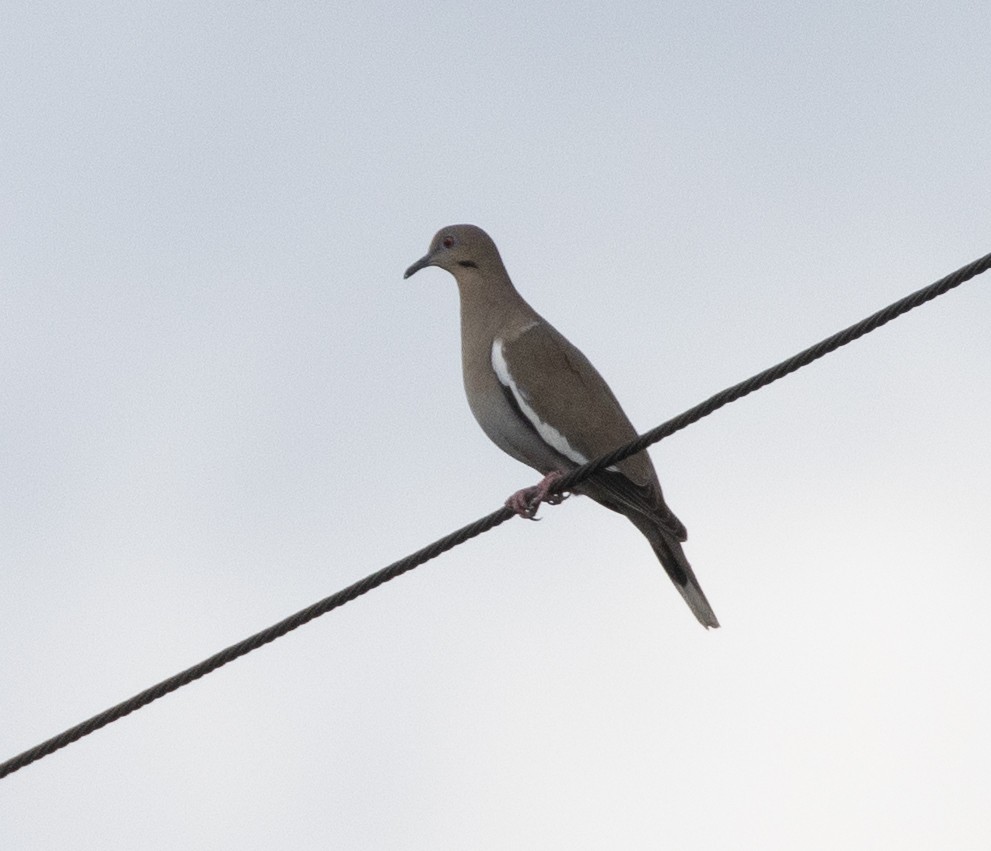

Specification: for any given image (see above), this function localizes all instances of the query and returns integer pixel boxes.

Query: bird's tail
[632,517,720,629]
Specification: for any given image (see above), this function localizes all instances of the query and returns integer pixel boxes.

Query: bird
[404,224,719,629]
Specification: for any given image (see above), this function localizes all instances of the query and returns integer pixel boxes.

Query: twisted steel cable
[2,248,988,780]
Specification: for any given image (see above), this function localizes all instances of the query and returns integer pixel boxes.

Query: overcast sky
[2,2,990,849]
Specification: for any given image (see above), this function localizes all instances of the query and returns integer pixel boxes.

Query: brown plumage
[405,224,718,628]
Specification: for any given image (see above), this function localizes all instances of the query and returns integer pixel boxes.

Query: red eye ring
[442,235,455,248]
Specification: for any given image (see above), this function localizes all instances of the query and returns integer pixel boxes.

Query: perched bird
[405,225,718,629]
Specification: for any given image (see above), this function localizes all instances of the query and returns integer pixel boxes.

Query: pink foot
[505,471,569,520]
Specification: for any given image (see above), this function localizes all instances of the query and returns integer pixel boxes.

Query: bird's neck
[456,271,533,343]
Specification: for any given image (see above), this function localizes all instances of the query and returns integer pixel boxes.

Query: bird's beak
[404,253,434,279]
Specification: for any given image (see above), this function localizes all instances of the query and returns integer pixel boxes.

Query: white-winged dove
[405,224,719,629]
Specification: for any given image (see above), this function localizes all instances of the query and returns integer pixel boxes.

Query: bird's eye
[442,235,455,248]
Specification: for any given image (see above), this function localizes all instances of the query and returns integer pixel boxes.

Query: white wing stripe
[492,338,590,466]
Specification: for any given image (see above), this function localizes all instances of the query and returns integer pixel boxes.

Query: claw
[505,471,569,520]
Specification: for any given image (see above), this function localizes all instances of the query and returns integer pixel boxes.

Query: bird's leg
[505,471,569,520]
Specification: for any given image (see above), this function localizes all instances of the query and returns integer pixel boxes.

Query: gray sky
[3,2,990,848]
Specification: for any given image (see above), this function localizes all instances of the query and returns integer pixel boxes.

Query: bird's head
[404,224,506,281]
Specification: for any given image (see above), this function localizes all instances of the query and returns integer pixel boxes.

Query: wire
[2,248,989,781]
[556,248,991,490]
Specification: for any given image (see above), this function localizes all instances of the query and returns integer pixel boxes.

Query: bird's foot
[505,471,569,520]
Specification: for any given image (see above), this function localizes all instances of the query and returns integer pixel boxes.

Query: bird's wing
[496,321,686,540]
